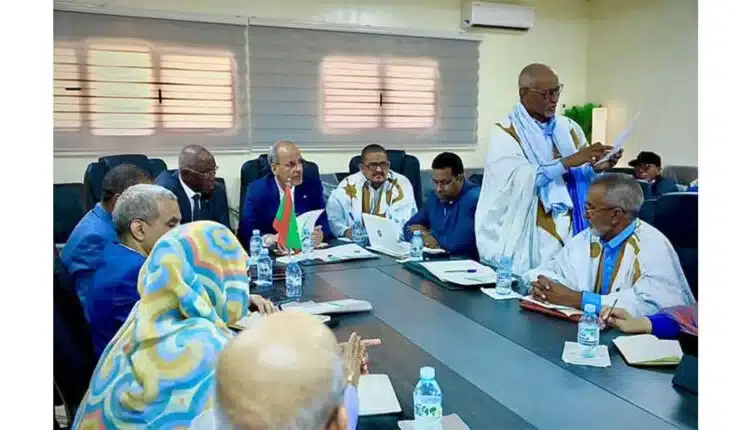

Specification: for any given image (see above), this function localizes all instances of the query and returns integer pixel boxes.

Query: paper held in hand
[296,209,324,236]
[595,110,641,167]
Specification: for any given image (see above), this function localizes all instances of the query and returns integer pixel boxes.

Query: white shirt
[179,172,201,216]
[275,177,295,204]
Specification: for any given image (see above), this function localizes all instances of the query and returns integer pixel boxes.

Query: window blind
[247,25,479,150]
[53,11,249,154]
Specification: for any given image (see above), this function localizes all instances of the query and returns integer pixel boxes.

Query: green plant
[563,103,600,142]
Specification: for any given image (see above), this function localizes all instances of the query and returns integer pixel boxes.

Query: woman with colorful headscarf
[73,221,276,429]
[600,303,698,339]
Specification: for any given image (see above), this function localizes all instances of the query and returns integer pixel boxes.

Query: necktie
[192,194,201,222]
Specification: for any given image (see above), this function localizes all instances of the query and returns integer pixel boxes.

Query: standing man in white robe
[524,174,695,318]
[326,144,417,239]
[475,63,623,272]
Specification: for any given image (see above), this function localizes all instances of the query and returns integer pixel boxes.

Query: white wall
[53,0,591,213]
[586,0,698,166]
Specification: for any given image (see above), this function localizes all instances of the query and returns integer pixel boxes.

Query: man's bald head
[518,63,561,122]
[269,140,305,186]
[177,144,217,195]
[217,312,346,430]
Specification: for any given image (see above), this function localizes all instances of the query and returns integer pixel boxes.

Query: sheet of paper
[358,374,402,416]
[296,209,324,235]
[398,414,470,430]
[231,312,330,330]
[276,244,375,264]
[562,341,611,367]
[420,260,497,286]
[613,334,683,364]
[481,288,522,301]
[595,110,641,166]
[521,296,583,317]
[281,299,372,315]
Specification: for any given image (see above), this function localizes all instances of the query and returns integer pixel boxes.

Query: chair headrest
[653,192,698,248]
[99,154,150,171]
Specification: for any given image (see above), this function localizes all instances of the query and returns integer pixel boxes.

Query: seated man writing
[327,144,417,239]
[524,173,695,317]
[237,140,330,251]
[404,152,480,256]
[191,312,380,430]
[86,184,182,357]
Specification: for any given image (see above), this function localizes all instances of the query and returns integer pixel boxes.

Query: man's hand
[422,233,439,249]
[311,226,323,246]
[599,306,652,333]
[343,227,353,240]
[249,294,277,315]
[563,142,613,169]
[593,148,624,172]
[341,334,382,387]
[408,224,429,235]
[530,275,582,308]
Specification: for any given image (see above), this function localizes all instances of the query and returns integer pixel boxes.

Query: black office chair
[652,192,698,299]
[82,154,167,210]
[638,199,658,225]
[468,173,484,187]
[348,150,423,209]
[53,248,97,423]
[239,155,320,216]
[54,183,86,244]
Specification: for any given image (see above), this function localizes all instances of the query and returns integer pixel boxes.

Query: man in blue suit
[155,144,231,230]
[238,141,331,251]
[61,164,151,317]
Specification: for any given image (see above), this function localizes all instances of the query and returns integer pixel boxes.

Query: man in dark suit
[628,151,680,199]
[238,140,331,251]
[155,145,231,230]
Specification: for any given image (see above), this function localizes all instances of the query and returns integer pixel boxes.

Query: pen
[445,269,477,273]
[605,298,619,325]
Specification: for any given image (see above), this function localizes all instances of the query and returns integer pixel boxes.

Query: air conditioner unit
[461,2,535,31]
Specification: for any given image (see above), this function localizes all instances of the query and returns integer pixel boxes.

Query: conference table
[257,247,698,430]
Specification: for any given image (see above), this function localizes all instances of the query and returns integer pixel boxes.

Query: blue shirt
[60,203,117,318]
[403,180,481,256]
[86,241,146,357]
[581,220,638,312]
[647,313,682,339]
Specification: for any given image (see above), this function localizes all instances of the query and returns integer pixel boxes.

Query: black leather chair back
[468,173,484,187]
[82,154,167,210]
[239,155,320,216]
[54,183,86,244]
[638,199,658,225]
[653,192,698,299]
[53,249,96,421]
[348,150,423,208]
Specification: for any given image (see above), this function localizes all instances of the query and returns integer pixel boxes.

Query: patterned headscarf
[74,221,250,429]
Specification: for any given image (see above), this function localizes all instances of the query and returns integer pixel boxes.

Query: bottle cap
[584,303,596,313]
[420,366,435,380]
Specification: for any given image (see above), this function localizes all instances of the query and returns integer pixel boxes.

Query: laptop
[362,213,411,258]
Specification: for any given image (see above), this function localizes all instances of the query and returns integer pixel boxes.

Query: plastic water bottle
[577,304,600,358]
[413,366,442,430]
[256,248,273,290]
[285,257,303,299]
[495,256,513,296]
[249,229,263,263]
[301,226,314,261]
[410,231,424,261]
[352,220,367,247]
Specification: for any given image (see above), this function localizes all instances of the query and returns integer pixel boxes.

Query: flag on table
[273,184,302,250]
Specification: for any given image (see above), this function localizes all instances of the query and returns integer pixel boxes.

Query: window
[54,10,249,154]
[54,42,235,136]
[321,56,438,132]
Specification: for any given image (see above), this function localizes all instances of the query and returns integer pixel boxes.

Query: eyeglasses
[432,175,461,188]
[273,159,304,170]
[364,161,390,171]
[184,167,218,178]
[584,203,622,215]
[527,84,564,100]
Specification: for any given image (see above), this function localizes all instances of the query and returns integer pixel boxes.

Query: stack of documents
[419,260,497,286]
[521,296,583,317]
[280,299,372,315]
[358,374,402,416]
[562,341,612,368]
[276,244,376,264]
[613,334,683,366]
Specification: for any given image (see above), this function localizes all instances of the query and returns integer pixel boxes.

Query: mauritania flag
[272,184,302,250]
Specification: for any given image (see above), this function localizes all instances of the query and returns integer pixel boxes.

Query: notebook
[358,374,402,416]
[613,334,683,366]
[419,260,497,287]
[519,296,583,321]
